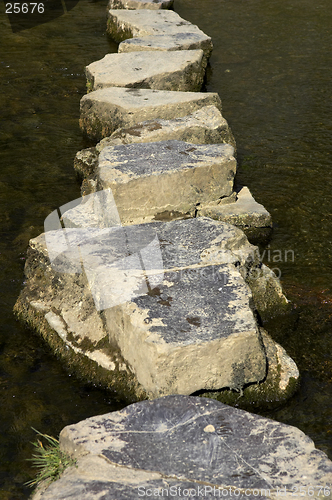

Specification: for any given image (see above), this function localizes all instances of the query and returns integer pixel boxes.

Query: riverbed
[0,0,331,497]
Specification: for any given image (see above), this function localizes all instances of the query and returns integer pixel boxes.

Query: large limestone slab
[85,50,206,93]
[107,9,210,43]
[108,0,173,9]
[119,32,213,62]
[93,141,236,224]
[102,264,265,396]
[96,106,236,149]
[33,395,332,500]
[79,87,222,141]
[14,217,289,400]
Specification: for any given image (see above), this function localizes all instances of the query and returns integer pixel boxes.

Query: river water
[0,0,331,497]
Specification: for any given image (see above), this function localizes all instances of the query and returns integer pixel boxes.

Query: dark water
[0,0,331,497]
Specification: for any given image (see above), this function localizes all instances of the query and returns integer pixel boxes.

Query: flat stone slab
[79,87,222,141]
[118,32,213,62]
[102,263,265,396]
[89,140,235,224]
[95,106,236,150]
[107,9,210,43]
[85,50,206,93]
[198,186,272,228]
[108,0,173,9]
[15,217,289,400]
[33,395,332,500]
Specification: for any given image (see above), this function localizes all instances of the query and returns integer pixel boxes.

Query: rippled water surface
[0,0,331,497]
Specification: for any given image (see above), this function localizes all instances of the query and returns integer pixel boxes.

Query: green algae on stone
[200,330,299,411]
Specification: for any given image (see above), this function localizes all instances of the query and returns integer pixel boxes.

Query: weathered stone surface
[73,147,98,178]
[85,50,206,93]
[202,329,299,410]
[73,106,235,190]
[107,9,209,43]
[14,217,289,400]
[79,87,222,141]
[118,32,213,62]
[33,395,332,500]
[108,0,173,9]
[90,141,236,224]
[95,106,236,150]
[198,186,272,228]
[102,264,266,397]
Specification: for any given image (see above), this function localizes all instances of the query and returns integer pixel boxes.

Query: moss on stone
[200,341,299,412]
[13,296,147,404]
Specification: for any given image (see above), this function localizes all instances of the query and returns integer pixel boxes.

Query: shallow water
[0,0,331,497]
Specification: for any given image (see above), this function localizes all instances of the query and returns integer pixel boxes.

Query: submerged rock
[32,395,332,500]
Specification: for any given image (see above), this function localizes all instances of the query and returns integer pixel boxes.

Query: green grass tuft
[26,428,76,488]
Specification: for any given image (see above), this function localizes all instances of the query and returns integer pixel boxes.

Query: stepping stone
[118,33,213,63]
[198,186,273,228]
[36,395,332,499]
[15,216,289,400]
[107,9,209,43]
[108,0,173,9]
[85,50,206,93]
[93,140,236,224]
[79,87,222,141]
[95,106,236,150]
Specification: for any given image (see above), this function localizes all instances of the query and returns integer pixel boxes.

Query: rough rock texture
[74,106,236,184]
[74,147,98,179]
[202,329,300,410]
[96,106,236,150]
[198,186,272,228]
[32,395,332,500]
[107,9,210,45]
[85,50,206,93]
[108,0,173,9]
[102,263,266,397]
[118,32,213,64]
[14,217,289,400]
[79,87,222,141]
[87,140,236,224]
